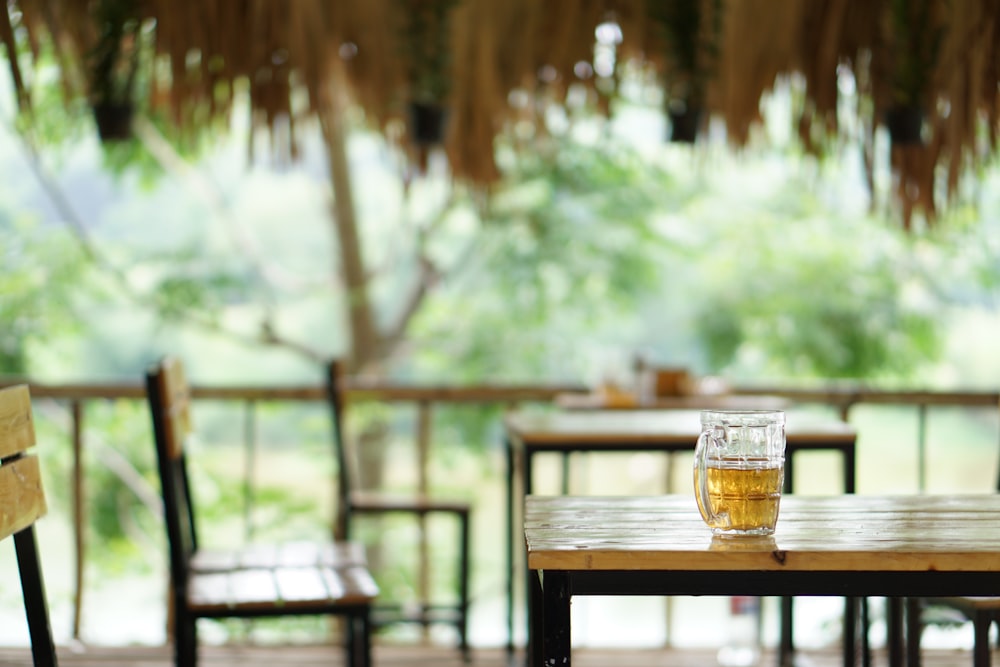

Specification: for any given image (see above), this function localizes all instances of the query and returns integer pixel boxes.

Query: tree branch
[8,116,326,363]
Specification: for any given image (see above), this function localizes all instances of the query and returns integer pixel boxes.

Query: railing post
[996,394,1000,493]
[917,404,928,492]
[416,401,431,636]
[243,400,258,542]
[70,399,84,642]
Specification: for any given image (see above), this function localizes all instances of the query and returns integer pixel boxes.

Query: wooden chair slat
[320,567,347,599]
[277,541,321,567]
[189,549,239,572]
[187,571,232,608]
[238,543,279,569]
[0,455,47,542]
[159,357,191,461]
[940,597,1000,610]
[274,566,326,603]
[320,541,367,567]
[0,385,59,666]
[339,565,381,602]
[351,490,471,515]
[230,569,279,605]
[0,384,34,459]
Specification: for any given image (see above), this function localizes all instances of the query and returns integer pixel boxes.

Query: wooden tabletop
[525,494,1000,573]
[505,409,856,446]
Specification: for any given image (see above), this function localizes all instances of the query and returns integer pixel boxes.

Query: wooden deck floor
[0,643,992,667]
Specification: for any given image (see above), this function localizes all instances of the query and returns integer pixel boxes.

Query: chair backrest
[0,385,58,667]
[145,357,198,589]
[323,359,353,541]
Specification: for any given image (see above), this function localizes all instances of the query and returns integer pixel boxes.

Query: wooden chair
[146,357,378,667]
[0,385,58,667]
[325,359,471,659]
[906,444,1000,667]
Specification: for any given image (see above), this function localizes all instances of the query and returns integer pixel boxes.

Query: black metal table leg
[542,572,571,667]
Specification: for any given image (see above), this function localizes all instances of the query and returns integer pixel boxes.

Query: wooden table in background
[504,409,858,664]
[526,494,1000,667]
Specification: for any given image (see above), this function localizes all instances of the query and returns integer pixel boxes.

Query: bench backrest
[0,384,58,666]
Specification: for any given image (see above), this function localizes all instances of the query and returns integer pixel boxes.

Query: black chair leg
[972,613,991,667]
[341,609,371,667]
[344,612,357,667]
[861,597,871,667]
[458,511,471,662]
[354,609,373,667]
[175,615,198,667]
[905,597,923,667]
[13,527,57,667]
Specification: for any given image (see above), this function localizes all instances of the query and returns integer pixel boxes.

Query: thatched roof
[4,1,999,227]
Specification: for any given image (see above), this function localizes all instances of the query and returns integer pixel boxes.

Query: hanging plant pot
[885,106,925,146]
[92,101,134,142]
[667,106,702,143]
[409,102,449,146]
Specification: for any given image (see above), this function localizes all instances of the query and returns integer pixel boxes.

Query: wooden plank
[0,385,35,459]
[156,357,191,461]
[525,494,1000,572]
[189,549,240,571]
[187,571,232,608]
[192,540,368,572]
[229,569,279,605]
[190,563,377,613]
[238,543,279,569]
[319,567,346,599]
[277,541,321,567]
[0,455,46,541]
[274,567,326,603]
[338,565,380,601]
[319,541,367,567]
[0,643,989,667]
[939,596,1000,610]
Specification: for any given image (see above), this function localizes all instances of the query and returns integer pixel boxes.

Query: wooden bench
[0,384,58,667]
[146,357,378,667]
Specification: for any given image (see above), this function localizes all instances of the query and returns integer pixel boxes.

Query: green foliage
[0,214,89,374]
[410,135,676,381]
[84,402,159,563]
[691,200,943,381]
[142,245,261,321]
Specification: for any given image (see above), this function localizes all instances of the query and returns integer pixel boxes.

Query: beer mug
[694,410,786,536]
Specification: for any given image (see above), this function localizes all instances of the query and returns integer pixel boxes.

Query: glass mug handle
[694,429,721,528]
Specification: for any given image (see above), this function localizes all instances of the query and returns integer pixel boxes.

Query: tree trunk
[319,85,380,373]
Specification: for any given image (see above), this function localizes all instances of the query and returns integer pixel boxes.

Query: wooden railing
[1,376,998,643]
